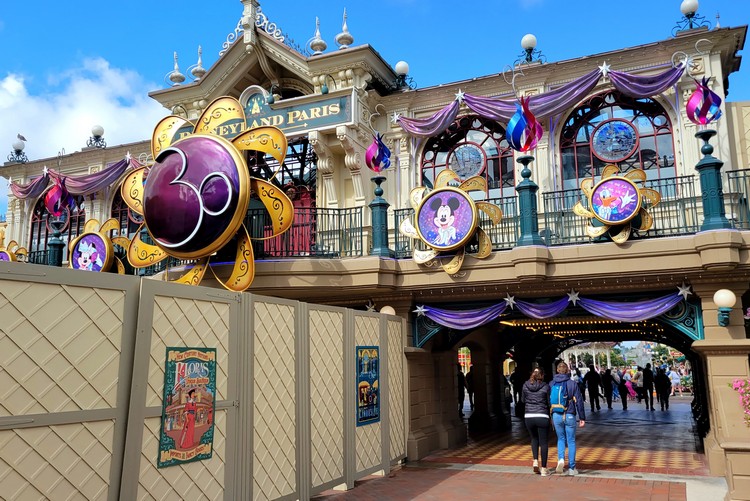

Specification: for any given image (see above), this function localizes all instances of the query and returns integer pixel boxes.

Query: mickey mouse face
[142,135,249,258]
[431,196,460,229]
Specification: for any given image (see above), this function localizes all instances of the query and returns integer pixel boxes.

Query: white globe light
[521,34,538,50]
[91,125,104,138]
[12,140,24,151]
[680,0,699,16]
[395,60,409,76]
[713,289,736,308]
[380,306,396,316]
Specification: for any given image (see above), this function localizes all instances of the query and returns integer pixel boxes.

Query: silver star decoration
[125,151,132,162]
[598,62,611,78]
[413,305,427,316]
[455,89,465,103]
[504,294,516,309]
[365,300,376,312]
[677,282,692,300]
[567,289,580,306]
[391,112,402,125]
[42,166,49,175]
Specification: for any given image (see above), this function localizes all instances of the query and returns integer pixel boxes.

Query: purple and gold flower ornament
[572,165,661,244]
[506,96,543,152]
[0,235,27,263]
[398,169,502,275]
[118,96,294,291]
[686,77,722,126]
[68,218,125,273]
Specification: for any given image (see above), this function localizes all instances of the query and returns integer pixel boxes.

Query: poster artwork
[356,346,380,426]
[158,347,217,468]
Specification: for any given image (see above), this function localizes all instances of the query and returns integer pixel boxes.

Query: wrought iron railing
[245,206,363,258]
[725,169,750,230]
[393,196,519,258]
[541,175,699,245]
[26,250,49,265]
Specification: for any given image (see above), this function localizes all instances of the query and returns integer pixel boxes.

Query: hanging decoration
[365,133,391,173]
[44,176,74,217]
[572,165,661,244]
[118,96,294,292]
[413,284,691,331]
[68,218,127,274]
[398,169,502,274]
[686,76,722,126]
[506,96,543,152]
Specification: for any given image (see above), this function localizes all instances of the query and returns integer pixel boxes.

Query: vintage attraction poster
[356,346,380,426]
[158,347,217,468]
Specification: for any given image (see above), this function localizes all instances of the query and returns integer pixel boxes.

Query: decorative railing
[725,169,750,230]
[245,206,363,258]
[26,250,49,265]
[541,175,699,245]
[393,196,519,258]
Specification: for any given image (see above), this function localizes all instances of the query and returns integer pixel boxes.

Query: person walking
[642,363,655,411]
[668,367,681,397]
[551,361,586,476]
[632,366,644,403]
[601,368,616,410]
[457,364,467,417]
[583,365,602,412]
[465,365,475,410]
[522,367,551,477]
[655,367,671,411]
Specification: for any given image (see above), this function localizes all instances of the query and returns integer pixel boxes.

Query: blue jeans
[552,413,578,469]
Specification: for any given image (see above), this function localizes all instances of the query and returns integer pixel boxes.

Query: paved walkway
[313,397,728,500]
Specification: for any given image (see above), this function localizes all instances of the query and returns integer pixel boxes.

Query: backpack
[550,381,569,414]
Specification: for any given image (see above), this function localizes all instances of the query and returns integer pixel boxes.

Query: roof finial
[168,52,186,86]
[190,45,207,81]
[309,17,327,55]
[715,12,720,29]
[335,8,354,50]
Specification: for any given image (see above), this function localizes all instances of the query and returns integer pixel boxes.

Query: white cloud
[0,58,168,216]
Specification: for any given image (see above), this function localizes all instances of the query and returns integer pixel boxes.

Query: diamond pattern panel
[136,413,227,500]
[387,319,406,461]
[309,309,344,488]
[354,315,382,473]
[145,296,231,407]
[253,301,296,500]
[0,280,125,416]
[0,420,115,500]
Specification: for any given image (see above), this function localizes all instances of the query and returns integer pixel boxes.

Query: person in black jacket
[583,365,602,412]
[642,363,655,411]
[522,367,551,476]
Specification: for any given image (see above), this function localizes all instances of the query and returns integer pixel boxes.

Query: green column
[695,129,732,231]
[515,155,545,246]
[369,176,393,257]
[47,223,65,267]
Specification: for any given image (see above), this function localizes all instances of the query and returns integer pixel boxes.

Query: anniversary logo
[158,347,217,468]
[356,346,380,426]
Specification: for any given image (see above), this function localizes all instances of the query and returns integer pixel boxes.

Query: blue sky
[1,0,748,218]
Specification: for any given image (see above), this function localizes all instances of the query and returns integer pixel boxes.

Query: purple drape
[423,303,507,330]
[516,297,570,319]
[50,158,131,195]
[463,69,603,122]
[609,64,685,98]
[10,157,137,199]
[10,173,50,199]
[397,100,460,138]
[578,293,683,323]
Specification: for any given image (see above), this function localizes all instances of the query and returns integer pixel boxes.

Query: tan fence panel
[353,313,384,476]
[308,306,345,493]
[250,296,298,501]
[387,317,406,462]
[120,280,241,501]
[0,263,140,501]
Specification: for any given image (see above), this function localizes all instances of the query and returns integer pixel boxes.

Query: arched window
[559,91,675,190]
[111,191,142,238]
[246,136,317,206]
[28,196,86,256]
[421,116,514,198]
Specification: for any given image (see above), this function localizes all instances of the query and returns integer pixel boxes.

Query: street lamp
[713,289,736,327]
[7,139,28,163]
[393,61,416,90]
[516,34,546,65]
[320,74,336,95]
[87,125,106,149]
[673,0,710,35]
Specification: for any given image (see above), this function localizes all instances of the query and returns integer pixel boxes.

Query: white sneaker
[556,459,565,474]
[540,467,550,477]
[533,459,539,473]
[568,468,579,476]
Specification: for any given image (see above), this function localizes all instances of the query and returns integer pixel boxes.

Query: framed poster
[158,347,217,468]
[356,346,380,426]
